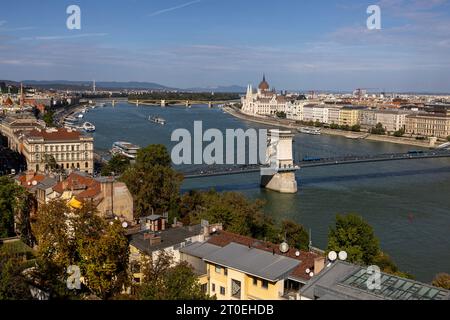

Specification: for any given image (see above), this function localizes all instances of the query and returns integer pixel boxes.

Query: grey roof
[130,224,202,254]
[36,177,58,190]
[180,242,221,259]
[203,243,301,282]
[300,261,450,301]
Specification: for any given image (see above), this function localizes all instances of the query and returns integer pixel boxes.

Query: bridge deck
[183,150,450,178]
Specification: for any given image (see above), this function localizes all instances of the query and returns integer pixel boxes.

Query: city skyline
[1,0,450,92]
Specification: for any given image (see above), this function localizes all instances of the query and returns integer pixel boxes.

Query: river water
[83,102,450,282]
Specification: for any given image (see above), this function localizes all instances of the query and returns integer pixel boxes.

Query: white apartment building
[375,110,409,132]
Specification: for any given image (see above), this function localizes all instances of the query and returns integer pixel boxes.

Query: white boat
[149,116,166,125]
[298,127,321,135]
[110,141,140,160]
[77,113,84,119]
[81,122,96,132]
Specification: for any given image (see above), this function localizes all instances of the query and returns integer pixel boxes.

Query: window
[215,265,222,274]
[253,277,258,286]
[220,287,225,295]
[212,283,216,292]
[224,268,228,276]
[201,284,207,294]
[262,280,269,289]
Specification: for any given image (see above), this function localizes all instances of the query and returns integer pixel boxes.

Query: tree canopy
[138,250,211,300]
[0,176,33,240]
[121,144,183,218]
[432,273,450,290]
[327,214,380,265]
[32,199,130,299]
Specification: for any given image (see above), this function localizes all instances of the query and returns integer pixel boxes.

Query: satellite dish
[32,180,38,186]
[212,227,217,233]
[279,242,289,253]
[328,251,337,261]
[305,268,311,274]
[109,221,114,225]
[309,272,314,278]
[295,251,300,257]
[122,222,128,229]
[338,251,348,261]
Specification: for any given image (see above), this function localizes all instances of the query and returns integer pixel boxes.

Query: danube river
[83,102,450,282]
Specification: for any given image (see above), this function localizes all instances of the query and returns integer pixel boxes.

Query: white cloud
[148,0,201,17]
[20,33,108,41]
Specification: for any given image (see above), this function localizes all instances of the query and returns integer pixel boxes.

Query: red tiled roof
[207,230,322,281]
[17,173,46,188]
[26,128,80,141]
[53,172,101,200]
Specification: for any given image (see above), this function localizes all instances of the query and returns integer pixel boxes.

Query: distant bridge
[183,150,450,178]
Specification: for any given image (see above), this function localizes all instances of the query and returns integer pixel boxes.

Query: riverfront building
[405,112,450,138]
[21,128,94,174]
[241,75,291,116]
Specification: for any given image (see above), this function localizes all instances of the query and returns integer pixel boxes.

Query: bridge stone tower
[260,129,298,193]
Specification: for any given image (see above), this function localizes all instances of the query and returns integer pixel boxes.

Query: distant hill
[22,80,173,91]
[2,80,246,93]
[186,85,246,93]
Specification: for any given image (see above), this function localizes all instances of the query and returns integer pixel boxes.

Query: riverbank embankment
[223,106,435,149]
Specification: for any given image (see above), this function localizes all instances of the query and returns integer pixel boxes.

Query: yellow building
[339,106,365,127]
[180,231,325,300]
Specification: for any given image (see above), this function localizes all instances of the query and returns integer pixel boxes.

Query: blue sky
[1,0,450,92]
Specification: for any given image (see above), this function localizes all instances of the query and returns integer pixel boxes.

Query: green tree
[432,273,450,290]
[370,123,386,135]
[330,123,339,130]
[32,199,130,299]
[393,128,405,137]
[77,220,130,300]
[280,219,310,251]
[182,190,277,241]
[43,111,55,127]
[139,250,210,300]
[373,252,414,279]
[351,124,361,132]
[101,154,130,176]
[32,199,76,271]
[327,214,380,265]
[447,136,450,142]
[0,254,33,300]
[121,145,183,218]
[0,176,33,239]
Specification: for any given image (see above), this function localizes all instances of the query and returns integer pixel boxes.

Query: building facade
[21,128,94,174]
[406,113,450,138]
[241,75,292,116]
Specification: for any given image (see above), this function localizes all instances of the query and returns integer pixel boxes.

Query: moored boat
[110,141,140,160]
[298,127,321,135]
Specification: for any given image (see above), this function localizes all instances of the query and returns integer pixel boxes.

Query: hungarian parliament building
[241,75,307,120]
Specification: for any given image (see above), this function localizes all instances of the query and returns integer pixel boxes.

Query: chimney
[314,257,325,275]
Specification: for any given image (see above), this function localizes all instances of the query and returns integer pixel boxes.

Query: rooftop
[203,242,300,282]
[206,230,322,282]
[130,224,203,254]
[300,261,450,300]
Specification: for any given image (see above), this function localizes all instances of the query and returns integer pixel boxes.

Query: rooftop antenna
[309,228,312,252]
